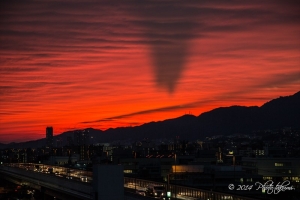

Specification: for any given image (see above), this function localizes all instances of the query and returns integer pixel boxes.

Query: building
[169,164,262,194]
[46,127,53,148]
[242,157,300,187]
[74,130,90,161]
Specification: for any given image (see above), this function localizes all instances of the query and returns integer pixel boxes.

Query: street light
[32,148,36,163]
[174,153,177,199]
[17,149,21,166]
[24,148,27,163]
[134,151,137,192]
[233,154,236,185]
[10,149,14,164]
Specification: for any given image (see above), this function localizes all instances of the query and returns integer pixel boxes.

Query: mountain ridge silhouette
[1,91,299,149]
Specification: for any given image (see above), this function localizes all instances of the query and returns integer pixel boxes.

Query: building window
[275,163,283,167]
[124,170,132,173]
[275,162,291,167]
[291,177,299,182]
[240,178,243,183]
[263,177,272,180]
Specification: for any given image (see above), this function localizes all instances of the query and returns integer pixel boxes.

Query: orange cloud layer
[0,1,299,143]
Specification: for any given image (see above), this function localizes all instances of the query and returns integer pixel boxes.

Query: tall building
[74,129,89,160]
[46,126,53,148]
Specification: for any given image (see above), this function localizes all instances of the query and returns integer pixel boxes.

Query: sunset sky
[0,1,299,143]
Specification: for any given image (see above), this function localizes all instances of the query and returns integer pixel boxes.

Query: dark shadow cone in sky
[130,1,197,93]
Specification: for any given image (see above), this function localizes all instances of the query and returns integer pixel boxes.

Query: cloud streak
[82,72,300,124]
[0,1,299,143]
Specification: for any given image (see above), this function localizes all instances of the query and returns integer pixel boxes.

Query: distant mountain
[91,91,300,142]
[1,91,299,149]
[0,138,46,149]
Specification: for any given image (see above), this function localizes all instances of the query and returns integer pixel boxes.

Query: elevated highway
[0,163,258,200]
[0,164,159,200]
[0,165,93,200]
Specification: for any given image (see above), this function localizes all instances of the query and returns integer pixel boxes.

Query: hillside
[1,91,299,149]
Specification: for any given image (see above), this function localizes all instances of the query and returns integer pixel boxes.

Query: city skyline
[1,1,300,143]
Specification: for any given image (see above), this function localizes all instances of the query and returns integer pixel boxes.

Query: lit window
[263,177,272,180]
[123,170,132,173]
